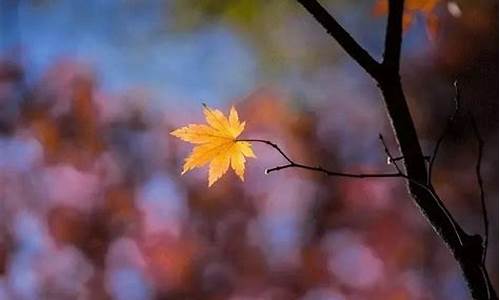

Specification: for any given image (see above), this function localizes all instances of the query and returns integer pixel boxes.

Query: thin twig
[241,136,465,246]
[391,155,431,162]
[378,133,403,174]
[422,80,469,247]
[469,112,489,265]
[296,0,381,79]
[238,138,445,203]
[415,80,469,247]
[237,139,294,164]
[264,162,401,178]
[428,80,461,185]
[376,134,463,244]
[238,139,400,178]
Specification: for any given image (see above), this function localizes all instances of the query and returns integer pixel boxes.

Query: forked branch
[238,138,450,203]
[238,138,401,178]
[293,0,496,298]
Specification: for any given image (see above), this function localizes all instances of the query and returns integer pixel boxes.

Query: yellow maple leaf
[171,104,256,187]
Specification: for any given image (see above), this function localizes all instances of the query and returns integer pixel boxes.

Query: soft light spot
[447,2,462,18]
[323,230,384,289]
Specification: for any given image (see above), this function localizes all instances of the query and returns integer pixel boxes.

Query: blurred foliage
[169,0,355,77]
[0,0,497,299]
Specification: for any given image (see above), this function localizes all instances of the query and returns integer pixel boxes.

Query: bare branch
[428,80,461,185]
[378,133,403,174]
[239,138,445,201]
[389,155,431,163]
[469,113,489,265]
[293,0,497,297]
[265,162,401,178]
[296,0,381,79]
[238,139,401,178]
[383,0,405,72]
[247,139,466,240]
[377,134,464,247]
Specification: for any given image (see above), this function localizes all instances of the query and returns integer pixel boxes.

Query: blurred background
[0,0,497,299]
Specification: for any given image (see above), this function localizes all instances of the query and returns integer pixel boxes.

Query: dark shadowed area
[0,0,497,299]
